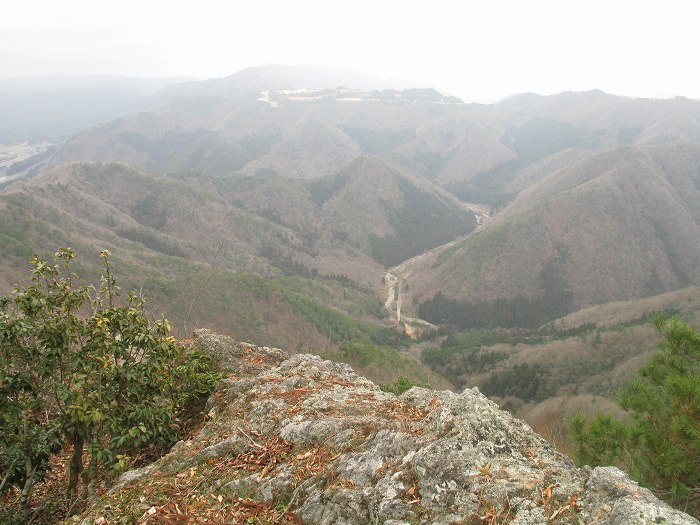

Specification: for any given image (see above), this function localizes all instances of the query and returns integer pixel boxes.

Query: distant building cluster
[258,87,463,108]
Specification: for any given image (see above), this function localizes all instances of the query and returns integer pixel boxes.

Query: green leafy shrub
[379,376,427,395]
[0,248,220,516]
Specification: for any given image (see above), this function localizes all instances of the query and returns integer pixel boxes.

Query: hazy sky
[2,0,699,102]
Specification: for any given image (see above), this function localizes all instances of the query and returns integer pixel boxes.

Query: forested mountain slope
[412,143,700,328]
[3,64,700,345]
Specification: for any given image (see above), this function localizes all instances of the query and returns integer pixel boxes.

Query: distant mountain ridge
[155,63,430,100]
[2,64,700,335]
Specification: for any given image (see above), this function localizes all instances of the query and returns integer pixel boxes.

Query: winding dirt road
[381,204,491,334]
[382,237,463,332]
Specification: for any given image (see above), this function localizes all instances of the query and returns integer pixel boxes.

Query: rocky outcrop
[79,330,698,524]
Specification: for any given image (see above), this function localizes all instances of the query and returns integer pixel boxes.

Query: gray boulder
[78,332,698,525]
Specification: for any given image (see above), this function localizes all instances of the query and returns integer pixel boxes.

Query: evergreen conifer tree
[571,315,700,516]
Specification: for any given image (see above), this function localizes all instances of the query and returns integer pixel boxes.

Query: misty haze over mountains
[1,64,699,462]
[2,63,699,330]
[0,66,429,143]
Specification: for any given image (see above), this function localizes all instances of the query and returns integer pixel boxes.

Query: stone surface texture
[80,330,698,524]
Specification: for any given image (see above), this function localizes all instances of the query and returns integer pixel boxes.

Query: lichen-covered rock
[194,328,288,375]
[578,467,696,524]
[77,332,699,525]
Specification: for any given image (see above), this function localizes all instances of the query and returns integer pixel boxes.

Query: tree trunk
[85,454,98,500]
[67,433,84,504]
[0,456,18,494]
[20,455,37,521]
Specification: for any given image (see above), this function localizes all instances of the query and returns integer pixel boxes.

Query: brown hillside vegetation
[548,285,700,330]
[419,290,700,455]
[498,90,700,147]
[48,70,511,182]
[4,156,474,287]
[8,70,700,329]
[409,143,700,319]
